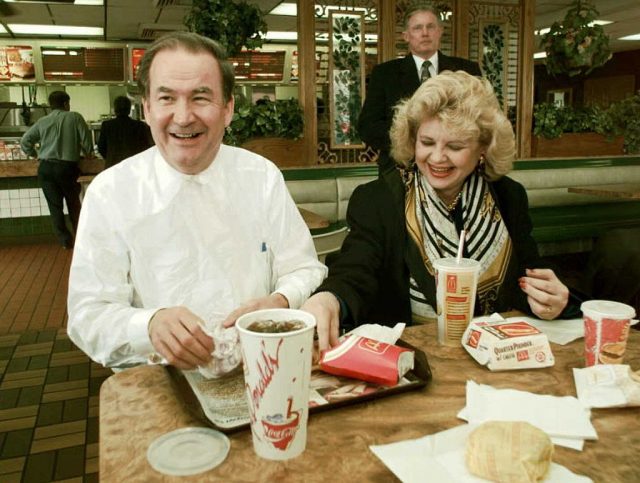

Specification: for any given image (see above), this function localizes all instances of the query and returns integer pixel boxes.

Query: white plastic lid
[147,427,230,476]
[580,300,636,319]
[432,257,480,271]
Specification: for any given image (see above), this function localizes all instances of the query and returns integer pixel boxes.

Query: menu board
[130,47,145,82]
[0,46,36,82]
[41,46,125,82]
[228,51,286,81]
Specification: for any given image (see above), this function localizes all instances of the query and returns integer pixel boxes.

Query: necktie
[420,60,432,82]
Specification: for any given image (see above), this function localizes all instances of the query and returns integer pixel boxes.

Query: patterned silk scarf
[404,167,513,315]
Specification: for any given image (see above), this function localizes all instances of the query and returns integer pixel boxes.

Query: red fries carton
[462,320,555,371]
[319,336,414,386]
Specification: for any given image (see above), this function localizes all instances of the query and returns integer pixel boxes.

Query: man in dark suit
[358,4,481,174]
[98,96,154,168]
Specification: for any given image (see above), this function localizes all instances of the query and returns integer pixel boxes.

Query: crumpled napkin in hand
[198,324,242,379]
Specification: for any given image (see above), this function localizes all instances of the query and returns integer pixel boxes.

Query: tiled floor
[0,243,111,483]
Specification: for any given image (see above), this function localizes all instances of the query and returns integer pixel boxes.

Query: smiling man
[358,3,481,175]
[67,32,326,370]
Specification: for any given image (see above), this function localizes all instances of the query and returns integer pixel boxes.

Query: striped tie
[420,60,432,82]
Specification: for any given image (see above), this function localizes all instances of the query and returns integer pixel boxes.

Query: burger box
[462,319,555,371]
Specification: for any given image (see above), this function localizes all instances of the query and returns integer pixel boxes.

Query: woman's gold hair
[389,70,515,180]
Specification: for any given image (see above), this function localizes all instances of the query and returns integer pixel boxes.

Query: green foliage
[185,0,267,56]
[224,97,303,146]
[533,92,640,154]
[540,0,612,77]
[604,94,640,154]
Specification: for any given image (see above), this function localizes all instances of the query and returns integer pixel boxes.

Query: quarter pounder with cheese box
[462,319,555,370]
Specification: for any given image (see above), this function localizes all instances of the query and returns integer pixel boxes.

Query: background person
[67,32,326,369]
[20,90,94,249]
[304,72,579,351]
[97,95,154,168]
[358,3,481,174]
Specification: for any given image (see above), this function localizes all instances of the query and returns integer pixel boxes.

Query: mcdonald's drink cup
[581,300,635,367]
[433,258,480,346]
[236,308,315,460]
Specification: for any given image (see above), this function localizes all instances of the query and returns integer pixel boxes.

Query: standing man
[98,95,154,168]
[21,91,94,249]
[67,32,326,370]
[358,4,481,174]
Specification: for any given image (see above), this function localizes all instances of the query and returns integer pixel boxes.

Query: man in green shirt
[21,91,94,249]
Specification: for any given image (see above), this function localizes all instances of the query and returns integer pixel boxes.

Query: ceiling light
[270,2,367,17]
[269,2,296,16]
[263,31,298,41]
[0,25,6,34]
[533,52,547,59]
[620,33,640,40]
[8,24,104,36]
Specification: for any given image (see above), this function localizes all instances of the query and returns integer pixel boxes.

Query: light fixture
[4,0,103,4]
[0,25,6,34]
[264,31,378,43]
[269,2,296,16]
[620,33,640,40]
[270,2,368,17]
[8,24,104,36]
[263,31,298,41]
[533,52,547,59]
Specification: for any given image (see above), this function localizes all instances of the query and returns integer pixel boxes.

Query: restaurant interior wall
[534,49,640,107]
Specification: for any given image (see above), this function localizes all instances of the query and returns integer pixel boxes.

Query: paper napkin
[457,380,597,450]
[370,424,592,483]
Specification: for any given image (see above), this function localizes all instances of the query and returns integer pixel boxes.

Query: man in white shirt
[67,32,327,369]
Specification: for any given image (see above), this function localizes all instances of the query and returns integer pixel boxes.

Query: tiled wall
[0,188,69,219]
[0,177,59,241]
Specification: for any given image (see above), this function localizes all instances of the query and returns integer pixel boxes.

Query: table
[568,183,640,200]
[99,324,640,482]
[298,207,330,229]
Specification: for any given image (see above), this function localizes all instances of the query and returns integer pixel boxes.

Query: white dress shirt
[67,144,327,367]
[412,52,438,79]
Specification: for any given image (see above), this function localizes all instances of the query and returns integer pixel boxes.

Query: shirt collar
[412,52,439,76]
[154,146,223,193]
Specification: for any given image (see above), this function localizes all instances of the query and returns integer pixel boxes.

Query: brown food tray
[167,339,432,434]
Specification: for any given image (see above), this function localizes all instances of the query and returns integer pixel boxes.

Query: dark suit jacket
[98,116,154,168]
[357,52,482,173]
[317,171,546,328]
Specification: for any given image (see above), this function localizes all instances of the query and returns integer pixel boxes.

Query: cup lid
[581,300,636,319]
[433,257,480,270]
[147,427,230,476]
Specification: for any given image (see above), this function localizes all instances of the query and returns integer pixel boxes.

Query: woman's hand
[519,268,569,320]
[301,292,341,352]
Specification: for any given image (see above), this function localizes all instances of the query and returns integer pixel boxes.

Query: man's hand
[148,306,214,369]
[222,293,289,328]
[301,292,341,352]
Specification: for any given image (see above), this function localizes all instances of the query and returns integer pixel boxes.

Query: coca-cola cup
[236,308,315,460]
[433,258,481,346]
[581,300,635,367]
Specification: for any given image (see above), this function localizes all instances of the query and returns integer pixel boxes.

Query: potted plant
[185,0,267,56]
[532,102,625,157]
[225,96,305,166]
[540,0,612,77]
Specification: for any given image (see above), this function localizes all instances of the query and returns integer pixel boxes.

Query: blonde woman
[304,71,578,350]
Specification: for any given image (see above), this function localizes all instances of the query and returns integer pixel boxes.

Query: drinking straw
[456,229,466,264]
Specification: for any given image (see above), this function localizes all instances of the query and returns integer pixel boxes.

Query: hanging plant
[185,0,267,57]
[540,0,611,77]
